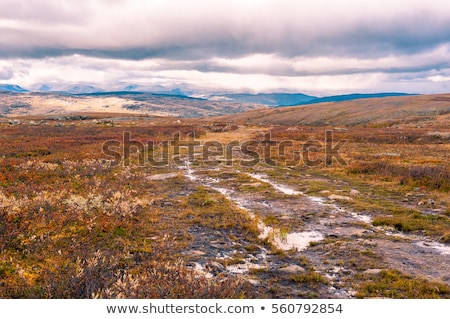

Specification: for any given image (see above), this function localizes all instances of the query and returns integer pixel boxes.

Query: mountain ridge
[0,83,416,107]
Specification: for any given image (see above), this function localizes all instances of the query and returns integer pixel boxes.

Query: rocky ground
[143,143,449,298]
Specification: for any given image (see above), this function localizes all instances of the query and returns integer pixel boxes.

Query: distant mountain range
[0,84,28,93]
[209,93,316,106]
[0,83,415,107]
[211,92,416,106]
[298,92,415,105]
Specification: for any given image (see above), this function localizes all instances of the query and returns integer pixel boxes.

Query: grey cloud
[1,3,450,61]
[2,0,450,95]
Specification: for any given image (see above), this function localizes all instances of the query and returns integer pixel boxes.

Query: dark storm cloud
[1,0,449,63]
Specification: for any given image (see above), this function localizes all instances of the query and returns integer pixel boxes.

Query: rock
[427,199,435,205]
[328,194,353,202]
[247,279,261,286]
[349,189,361,196]
[92,119,99,124]
[362,269,383,275]
[319,190,331,195]
[29,120,39,126]
[146,172,179,181]
[8,119,21,125]
[349,229,367,237]
[278,265,306,274]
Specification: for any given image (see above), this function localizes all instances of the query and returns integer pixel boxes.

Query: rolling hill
[208,92,413,107]
[0,84,28,93]
[209,93,317,106]
[215,94,450,127]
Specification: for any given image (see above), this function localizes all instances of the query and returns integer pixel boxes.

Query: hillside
[0,91,266,118]
[216,94,450,127]
[0,84,28,93]
[210,93,317,106]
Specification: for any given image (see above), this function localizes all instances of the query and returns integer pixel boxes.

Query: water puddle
[381,226,450,256]
[309,196,327,205]
[226,261,266,274]
[415,241,450,255]
[350,212,372,223]
[183,160,197,181]
[248,173,302,195]
[181,164,324,255]
[260,226,324,251]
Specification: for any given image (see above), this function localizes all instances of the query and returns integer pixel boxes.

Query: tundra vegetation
[1,95,449,298]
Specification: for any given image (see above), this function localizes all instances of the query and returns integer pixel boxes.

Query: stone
[349,189,361,196]
[8,119,21,125]
[278,265,306,274]
[362,269,383,275]
[349,229,367,237]
[247,279,261,286]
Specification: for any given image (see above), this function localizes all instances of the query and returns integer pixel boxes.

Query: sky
[1,0,450,95]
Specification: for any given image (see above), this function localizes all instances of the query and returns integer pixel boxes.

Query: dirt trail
[178,155,450,296]
[171,126,450,296]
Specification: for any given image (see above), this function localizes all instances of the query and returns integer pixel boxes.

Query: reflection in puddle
[260,227,325,251]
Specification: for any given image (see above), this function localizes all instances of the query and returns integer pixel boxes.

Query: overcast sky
[1,0,450,95]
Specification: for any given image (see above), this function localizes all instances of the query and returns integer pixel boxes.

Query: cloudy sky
[1,0,450,95]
